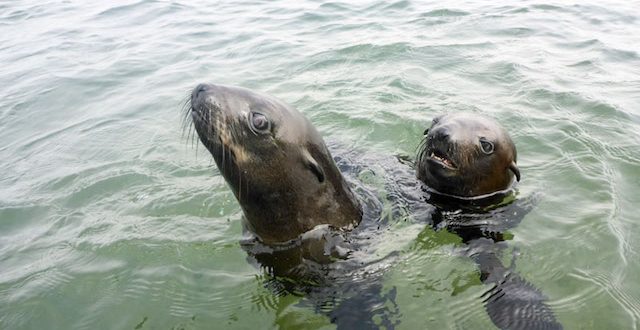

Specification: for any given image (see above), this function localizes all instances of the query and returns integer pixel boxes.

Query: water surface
[1,1,640,329]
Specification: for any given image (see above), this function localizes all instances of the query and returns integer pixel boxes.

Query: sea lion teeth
[430,151,454,168]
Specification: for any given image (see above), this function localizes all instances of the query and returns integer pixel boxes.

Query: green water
[1,1,640,329]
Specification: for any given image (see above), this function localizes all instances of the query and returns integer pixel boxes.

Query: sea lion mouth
[190,105,217,142]
[188,101,242,166]
[190,105,207,126]
[428,147,457,170]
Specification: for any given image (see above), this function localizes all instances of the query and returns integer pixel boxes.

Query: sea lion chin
[416,112,521,198]
[187,83,362,244]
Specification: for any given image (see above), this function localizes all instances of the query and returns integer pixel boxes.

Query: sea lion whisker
[187,124,194,148]
[180,111,192,139]
[195,135,200,159]
[237,157,242,201]
[185,114,202,153]
[190,126,198,150]
[180,94,190,112]
[183,98,191,116]
[180,97,193,131]
[416,139,429,166]
[222,140,227,175]
[192,125,198,150]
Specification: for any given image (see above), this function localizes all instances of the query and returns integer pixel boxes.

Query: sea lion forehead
[215,85,311,140]
[236,87,315,143]
[215,85,279,114]
[437,113,506,140]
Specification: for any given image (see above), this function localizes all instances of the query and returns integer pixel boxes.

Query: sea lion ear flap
[509,162,521,182]
[303,150,325,183]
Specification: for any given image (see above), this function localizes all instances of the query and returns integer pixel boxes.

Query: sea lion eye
[479,138,494,154]
[249,112,270,133]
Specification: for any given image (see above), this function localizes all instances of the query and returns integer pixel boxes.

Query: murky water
[1,1,640,329]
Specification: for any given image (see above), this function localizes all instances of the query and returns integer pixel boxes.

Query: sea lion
[187,83,362,244]
[416,112,521,198]
[416,113,562,329]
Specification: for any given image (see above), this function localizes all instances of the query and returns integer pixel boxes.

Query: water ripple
[569,269,640,329]
[1,0,639,328]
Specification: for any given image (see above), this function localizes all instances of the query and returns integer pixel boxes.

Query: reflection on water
[1,1,640,329]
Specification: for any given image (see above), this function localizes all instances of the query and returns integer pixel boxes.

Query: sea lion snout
[193,83,210,97]
[430,126,451,143]
[190,83,216,111]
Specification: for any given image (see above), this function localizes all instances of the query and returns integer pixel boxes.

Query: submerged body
[188,83,362,244]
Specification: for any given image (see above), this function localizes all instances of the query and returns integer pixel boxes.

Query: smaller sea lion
[187,83,362,244]
[417,113,562,329]
[416,113,521,198]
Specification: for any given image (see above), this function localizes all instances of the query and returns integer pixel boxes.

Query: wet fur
[416,113,519,197]
[186,84,362,244]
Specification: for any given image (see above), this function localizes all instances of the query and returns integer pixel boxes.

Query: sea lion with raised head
[417,112,521,198]
[187,83,362,244]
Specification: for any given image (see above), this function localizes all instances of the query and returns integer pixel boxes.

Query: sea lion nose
[193,83,210,98]
[433,128,450,141]
[191,83,214,107]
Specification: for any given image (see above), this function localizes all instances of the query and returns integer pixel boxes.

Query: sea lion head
[416,113,520,198]
[187,83,362,244]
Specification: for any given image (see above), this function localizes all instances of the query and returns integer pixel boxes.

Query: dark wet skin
[188,83,362,244]
[417,113,521,198]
